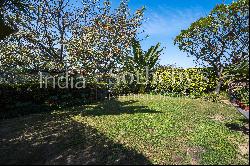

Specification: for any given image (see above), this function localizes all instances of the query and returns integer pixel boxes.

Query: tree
[174,0,249,93]
[67,2,145,77]
[0,0,144,82]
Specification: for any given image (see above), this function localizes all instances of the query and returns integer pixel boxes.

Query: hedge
[0,82,109,119]
[151,67,220,95]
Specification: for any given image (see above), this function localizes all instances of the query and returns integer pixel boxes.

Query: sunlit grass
[0,95,249,165]
[71,95,249,165]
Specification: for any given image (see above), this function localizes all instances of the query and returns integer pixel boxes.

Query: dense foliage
[152,67,219,96]
[127,38,163,72]
[0,82,110,119]
[0,0,144,82]
[118,38,163,93]
[0,0,31,39]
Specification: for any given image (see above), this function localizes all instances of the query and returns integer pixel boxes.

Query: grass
[0,94,249,165]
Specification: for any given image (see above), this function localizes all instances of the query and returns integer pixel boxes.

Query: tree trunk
[215,78,223,94]
[215,67,224,94]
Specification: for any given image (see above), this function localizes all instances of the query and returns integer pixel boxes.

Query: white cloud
[142,6,207,37]
[139,5,210,68]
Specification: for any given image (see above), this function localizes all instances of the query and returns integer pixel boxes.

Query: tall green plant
[122,39,163,93]
[129,38,163,72]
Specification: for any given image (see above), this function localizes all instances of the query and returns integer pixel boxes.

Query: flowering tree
[0,0,144,82]
[68,1,144,76]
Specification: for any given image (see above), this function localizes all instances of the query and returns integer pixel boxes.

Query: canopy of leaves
[174,0,249,72]
[0,0,144,83]
[0,0,32,39]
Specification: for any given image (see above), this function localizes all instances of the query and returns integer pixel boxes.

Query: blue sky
[111,0,233,68]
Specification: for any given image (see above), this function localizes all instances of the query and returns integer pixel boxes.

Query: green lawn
[0,95,249,165]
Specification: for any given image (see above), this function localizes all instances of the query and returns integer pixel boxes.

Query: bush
[233,86,249,106]
[151,67,219,96]
[0,82,107,119]
[199,92,227,103]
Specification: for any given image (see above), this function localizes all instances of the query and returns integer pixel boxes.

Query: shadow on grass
[1,97,159,119]
[225,118,249,135]
[0,98,95,120]
[78,99,161,117]
[0,110,151,165]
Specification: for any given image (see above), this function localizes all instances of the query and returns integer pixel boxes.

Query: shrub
[233,86,249,106]
[151,67,219,96]
[0,82,107,119]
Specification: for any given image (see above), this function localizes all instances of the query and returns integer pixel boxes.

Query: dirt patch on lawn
[239,142,249,156]
[186,146,206,165]
[210,114,226,122]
